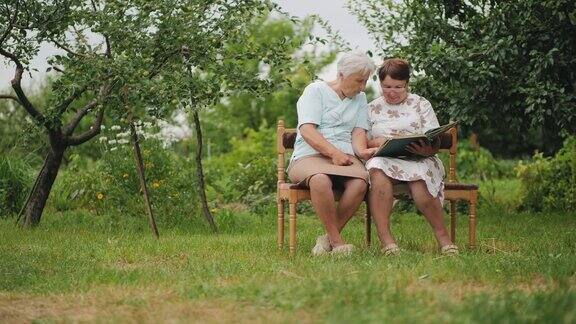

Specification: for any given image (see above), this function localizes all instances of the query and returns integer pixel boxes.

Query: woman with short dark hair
[362,58,458,256]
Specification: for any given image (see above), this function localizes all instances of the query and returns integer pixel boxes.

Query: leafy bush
[515,137,576,212]
[205,126,276,212]
[53,139,200,227]
[0,156,32,217]
[438,139,515,181]
[351,0,576,155]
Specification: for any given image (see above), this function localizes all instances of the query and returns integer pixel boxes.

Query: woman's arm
[300,124,354,166]
[352,128,378,160]
[367,136,387,148]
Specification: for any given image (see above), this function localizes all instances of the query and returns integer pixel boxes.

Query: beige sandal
[440,244,459,255]
[311,234,332,256]
[382,243,400,256]
[330,244,355,255]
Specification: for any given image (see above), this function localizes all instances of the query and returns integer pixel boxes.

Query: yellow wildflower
[152,181,160,189]
[97,192,105,200]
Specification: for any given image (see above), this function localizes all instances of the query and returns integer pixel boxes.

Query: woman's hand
[406,140,439,156]
[331,151,354,166]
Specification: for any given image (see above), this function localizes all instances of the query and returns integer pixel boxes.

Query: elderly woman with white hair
[287,51,377,255]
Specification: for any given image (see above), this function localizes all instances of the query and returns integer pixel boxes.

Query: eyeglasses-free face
[339,71,371,98]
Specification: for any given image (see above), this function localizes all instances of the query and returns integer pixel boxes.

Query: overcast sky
[0,0,376,91]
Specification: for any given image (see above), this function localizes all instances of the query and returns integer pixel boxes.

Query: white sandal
[440,244,459,255]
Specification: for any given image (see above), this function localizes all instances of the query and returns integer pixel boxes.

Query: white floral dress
[365,94,445,201]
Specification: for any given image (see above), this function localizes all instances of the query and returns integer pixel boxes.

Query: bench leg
[450,200,457,244]
[469,191,478,249]
[289,201,297,256]
[277,199,284,249]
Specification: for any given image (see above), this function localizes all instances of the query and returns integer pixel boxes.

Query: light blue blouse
[291,81,370,162]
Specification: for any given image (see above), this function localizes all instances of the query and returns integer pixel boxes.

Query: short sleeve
[296,84,323,129]
[419,97,440,131]
[355,94,370,131]
[365,97,381,139]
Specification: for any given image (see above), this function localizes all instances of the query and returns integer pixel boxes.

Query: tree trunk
[191,109,217,232]
[129,118,160,238]
[18,146,65,227]
[181,46,217,232]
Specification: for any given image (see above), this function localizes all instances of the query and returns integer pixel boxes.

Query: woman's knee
[369,169,394,188]
[409,181,436,208]
[368,171,394,200]
[345,178,368,195]
[308,174,332,191]
[370,168,387,180]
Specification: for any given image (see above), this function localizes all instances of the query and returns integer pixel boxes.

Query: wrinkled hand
[332,151,354,166]
[407,140,439,157]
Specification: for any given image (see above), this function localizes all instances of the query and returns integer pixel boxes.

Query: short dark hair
[377,58,411,81]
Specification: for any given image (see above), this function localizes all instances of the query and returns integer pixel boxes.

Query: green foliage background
[1,0,574,225]
[349,0,576,156]
[516,137,576,212]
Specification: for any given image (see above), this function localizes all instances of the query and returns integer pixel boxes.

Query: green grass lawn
[1,186,575,323]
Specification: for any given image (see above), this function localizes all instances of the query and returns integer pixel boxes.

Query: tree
[0,0,119,227]
[349,0,576,156]
[0,0,304,227]
[167,14,322,231]
[201,17,337,155]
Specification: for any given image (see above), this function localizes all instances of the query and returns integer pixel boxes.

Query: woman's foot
[381,243,400,256]
[311,234,332,256]
[440,244,459,255]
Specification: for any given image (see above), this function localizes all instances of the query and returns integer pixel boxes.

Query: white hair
[337,51,377,78]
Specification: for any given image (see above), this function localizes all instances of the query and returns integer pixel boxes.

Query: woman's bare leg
[408,180,452,247]
[308,174,345,246]
[368,169,397,247]
[335,178,368,231]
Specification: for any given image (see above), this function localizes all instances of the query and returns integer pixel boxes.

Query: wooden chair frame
[276,119,478,255]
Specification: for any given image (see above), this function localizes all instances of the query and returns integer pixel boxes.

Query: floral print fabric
[365,94,446,200]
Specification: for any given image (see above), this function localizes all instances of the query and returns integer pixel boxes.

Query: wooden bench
[276,119,478,255]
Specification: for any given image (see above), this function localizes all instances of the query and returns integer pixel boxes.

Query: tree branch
[51,65,65,73]
[89,0,98,12]
[64,80,115,136]
[0,94,21,105]
[148,48,180,79]
[49,37,84,57]
[55,85,88,115]
[0,48,45,124]
[63,98,98,135]
[66,105,105,146]
[88,0,111,59]
[66,77,119,145]
[0,0,19,46]
[104,35,111,58]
